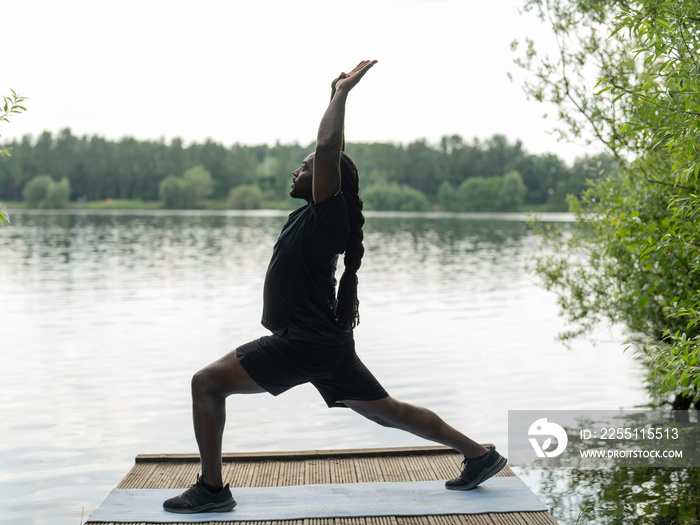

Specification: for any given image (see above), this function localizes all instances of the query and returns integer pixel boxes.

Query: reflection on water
[517,466,700,525]
[0,210,650,524]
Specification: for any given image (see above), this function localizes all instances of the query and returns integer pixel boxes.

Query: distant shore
[1,199,558,214]
[0,199,297,212]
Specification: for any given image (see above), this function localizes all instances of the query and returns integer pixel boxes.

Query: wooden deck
[105,446,557,525]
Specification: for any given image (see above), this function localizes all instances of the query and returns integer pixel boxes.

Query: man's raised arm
[312,60,377,204]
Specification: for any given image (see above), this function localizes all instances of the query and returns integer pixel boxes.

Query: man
[163,60,507,514]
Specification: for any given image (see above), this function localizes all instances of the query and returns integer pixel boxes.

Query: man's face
[290,153,314,201]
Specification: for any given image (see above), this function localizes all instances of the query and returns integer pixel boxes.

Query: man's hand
[314,60,377,204]
[330,60,377,99]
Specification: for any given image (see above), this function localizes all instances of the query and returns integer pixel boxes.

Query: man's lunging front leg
[191,352,267,487]
[191,370,227,487]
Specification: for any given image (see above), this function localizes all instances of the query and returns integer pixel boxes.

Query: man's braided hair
[336,151,364,330]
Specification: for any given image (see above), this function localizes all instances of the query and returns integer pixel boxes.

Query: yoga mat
[87,477,548,523]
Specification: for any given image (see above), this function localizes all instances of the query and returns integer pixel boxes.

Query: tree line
[0,128,612,211]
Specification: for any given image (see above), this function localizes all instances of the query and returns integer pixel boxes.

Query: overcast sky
[1,0,600,164]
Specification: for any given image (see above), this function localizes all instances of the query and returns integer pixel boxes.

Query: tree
[228,184,262,210]
[362,183,431,212]
[227,145,259,189]
[517,0,700,406]
[457,176,503,212]
[22,174,71,208]
[44,177,71,208]
[181,165,213,205]
[2,131,598,213]
[159,176,183,209]
[517,153,570,206]
[158,166,213,209]
[438,181,460,212]
[22,174,53,207]
[482,135,524,179]
[498,170,527,211]
[400,139,444,196]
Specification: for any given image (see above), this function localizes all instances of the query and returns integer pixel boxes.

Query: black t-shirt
[261,192,353,344]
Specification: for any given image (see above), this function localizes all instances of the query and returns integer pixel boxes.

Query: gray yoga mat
[87,477,548,523]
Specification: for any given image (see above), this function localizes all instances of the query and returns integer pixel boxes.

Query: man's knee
[191,367,211,397]
[191,363,227,397]
[192,353,265,397]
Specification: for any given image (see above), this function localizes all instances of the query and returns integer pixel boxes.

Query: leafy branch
[1,89,27,157]
[1,89,28,225]
[516,0,700,405]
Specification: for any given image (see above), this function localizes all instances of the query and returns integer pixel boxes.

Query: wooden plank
[103,447,557,525]
[135,446,458,463]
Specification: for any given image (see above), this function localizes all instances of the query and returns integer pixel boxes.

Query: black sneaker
[163,475,237,513]
[445,446,508,490]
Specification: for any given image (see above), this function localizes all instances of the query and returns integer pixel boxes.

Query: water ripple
[0,211,648,524]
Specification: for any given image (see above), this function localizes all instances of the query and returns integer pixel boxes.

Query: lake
[0,209,650,525]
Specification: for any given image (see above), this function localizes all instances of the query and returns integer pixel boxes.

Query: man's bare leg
[342,397,489,458]
[164,351,264,513]
[190,351,265,487]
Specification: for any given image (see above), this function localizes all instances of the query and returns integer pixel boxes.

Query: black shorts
[236,335,389,408]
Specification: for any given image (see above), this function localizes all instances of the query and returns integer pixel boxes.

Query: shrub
[44,177,71,209]
[22,175,54,207]
[362,183,430,212]
[229,185,262,210]
[457,177,502,212]
[22,175,71,208]
[182,166,213,205]
[438,181,460,212]
[498,170,527,211]
[159,176,184,209]
[159,166,214,209]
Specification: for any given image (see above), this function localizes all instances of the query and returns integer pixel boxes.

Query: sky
[1,0,601,164]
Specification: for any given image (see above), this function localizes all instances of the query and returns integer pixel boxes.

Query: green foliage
[439,171,528,212]
[44,177,71,209]
[1,130,598,211]
[362,183,431,212]
[22,174,71,209]
[439,172,526,212]
[158,176,184,209]
[22,174,53,207]
[182,165,213,203]
[158,165,213,209]
[1,90,27,158]
[81,199,158,210]
[533,170,687,341]
[437,181,460,212]
[1,89,27,225]
[500,170,527,210]
[228,184,262,210]
[458,176,503,211]
[518,0,700,403]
